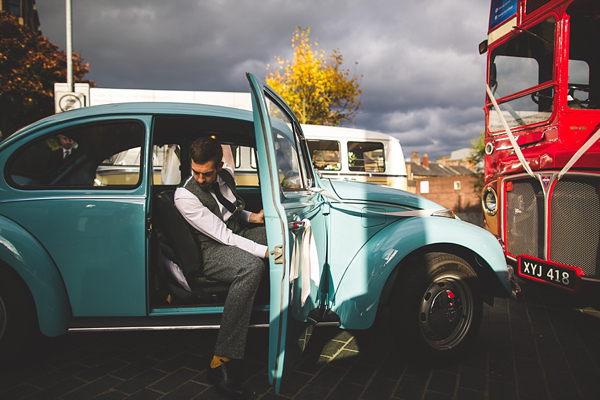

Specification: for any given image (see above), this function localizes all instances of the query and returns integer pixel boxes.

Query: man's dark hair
[190,137,223,166]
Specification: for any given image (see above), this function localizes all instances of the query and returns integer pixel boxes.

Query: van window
[232,145,259,187]
[348,141,385,172]
[307,139,341,171]
[103,144,181,186]
[155,144,181,185]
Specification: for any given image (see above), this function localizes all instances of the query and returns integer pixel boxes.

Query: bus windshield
[488,18,556,132]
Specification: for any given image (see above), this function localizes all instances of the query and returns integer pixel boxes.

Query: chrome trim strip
[0,195,144,204]
[68,323,270,332]
[319,172,407,178]
[282,201,314,209]
[581,277,600,283]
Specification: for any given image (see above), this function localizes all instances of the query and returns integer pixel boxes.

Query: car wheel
[390,252,482,365]
[0,267,34,363]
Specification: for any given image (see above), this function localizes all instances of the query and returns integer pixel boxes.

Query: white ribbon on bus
[486,85,600,190]
[486,84,536,179]
[557,122,600,180]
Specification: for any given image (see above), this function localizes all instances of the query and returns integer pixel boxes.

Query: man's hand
[249,209,264,224]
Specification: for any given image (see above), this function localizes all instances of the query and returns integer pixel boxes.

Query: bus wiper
[513,27,550,44]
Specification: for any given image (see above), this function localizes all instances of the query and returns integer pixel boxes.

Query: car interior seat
[154,189,231,304]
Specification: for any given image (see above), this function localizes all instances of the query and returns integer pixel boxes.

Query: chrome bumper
[508,264,522,300]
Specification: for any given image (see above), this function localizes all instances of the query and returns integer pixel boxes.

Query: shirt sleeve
[174,186,268,258]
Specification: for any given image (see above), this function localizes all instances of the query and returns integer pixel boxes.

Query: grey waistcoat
[182,169,246,250]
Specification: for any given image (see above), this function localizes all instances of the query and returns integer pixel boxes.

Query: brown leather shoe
[207,361,249,400]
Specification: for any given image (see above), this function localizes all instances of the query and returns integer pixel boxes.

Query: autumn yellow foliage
[266,27,362,126]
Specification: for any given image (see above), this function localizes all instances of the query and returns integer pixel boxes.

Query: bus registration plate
[517,256,580,291]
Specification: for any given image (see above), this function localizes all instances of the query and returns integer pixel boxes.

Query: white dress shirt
[174,168,268,258]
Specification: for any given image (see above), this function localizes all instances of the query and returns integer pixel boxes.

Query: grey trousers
[201,226,267,359]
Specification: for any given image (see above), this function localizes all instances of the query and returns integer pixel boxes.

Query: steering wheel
[530,90,553,105]
[567,83,593,108]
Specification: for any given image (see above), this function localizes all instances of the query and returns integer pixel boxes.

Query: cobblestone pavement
[1,278,599,400]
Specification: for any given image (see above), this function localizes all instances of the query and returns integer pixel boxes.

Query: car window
[7,121,145,188]
[274,133,303,190]
[264,94,312,191]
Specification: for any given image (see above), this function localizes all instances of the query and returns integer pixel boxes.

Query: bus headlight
[482,187,498,216]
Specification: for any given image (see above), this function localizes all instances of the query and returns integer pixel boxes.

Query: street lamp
[66,0,73,92]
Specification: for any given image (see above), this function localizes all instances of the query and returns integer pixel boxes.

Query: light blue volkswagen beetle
[0,73,516,392]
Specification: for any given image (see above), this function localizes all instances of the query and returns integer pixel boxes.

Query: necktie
[211,181,237,214]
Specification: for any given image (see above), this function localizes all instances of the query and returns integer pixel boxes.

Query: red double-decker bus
[480,0,600,294]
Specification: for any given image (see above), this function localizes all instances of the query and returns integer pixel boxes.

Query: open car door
[247,73,332,392]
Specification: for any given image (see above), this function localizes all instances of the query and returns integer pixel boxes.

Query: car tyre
[0,267,35,363]
[390,252,482,365]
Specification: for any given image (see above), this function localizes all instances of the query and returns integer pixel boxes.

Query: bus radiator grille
[550,177,600,278]
[505,178,545,260]
[504,176,600,278]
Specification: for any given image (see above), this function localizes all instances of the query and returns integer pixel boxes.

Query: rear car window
[7,121,145,189]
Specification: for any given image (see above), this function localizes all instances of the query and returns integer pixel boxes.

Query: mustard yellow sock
[210,355,230,369]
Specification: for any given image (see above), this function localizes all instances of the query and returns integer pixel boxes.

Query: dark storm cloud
[36,0,490,160]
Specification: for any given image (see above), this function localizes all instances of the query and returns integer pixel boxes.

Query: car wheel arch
[0,216,71,337]
[380,243,501,307]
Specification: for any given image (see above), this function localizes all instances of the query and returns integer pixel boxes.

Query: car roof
[7,102,255,143]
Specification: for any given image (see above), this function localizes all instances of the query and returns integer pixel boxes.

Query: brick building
[407,151,483,226]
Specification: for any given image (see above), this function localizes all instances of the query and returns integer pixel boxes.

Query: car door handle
[288,221,305,231]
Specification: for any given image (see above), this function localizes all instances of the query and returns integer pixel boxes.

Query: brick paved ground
[1,278,599,400]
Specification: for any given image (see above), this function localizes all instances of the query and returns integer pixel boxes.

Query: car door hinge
[146,218,152,235]
[270,245,284,264]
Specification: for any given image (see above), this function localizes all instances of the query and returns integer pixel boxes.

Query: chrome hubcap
[419,277,473,350]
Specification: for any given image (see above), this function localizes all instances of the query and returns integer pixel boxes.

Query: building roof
[409,161,474,177]
[450,148,473,160]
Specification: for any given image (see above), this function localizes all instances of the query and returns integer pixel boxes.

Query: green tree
[0,11,94,138]
[468,131,485,194]
[266,27,362,126]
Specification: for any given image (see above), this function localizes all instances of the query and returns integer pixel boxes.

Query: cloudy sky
[36,0,491,161]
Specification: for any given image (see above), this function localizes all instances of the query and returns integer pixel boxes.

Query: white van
[302,124,407,190]
[232,124,407,190]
